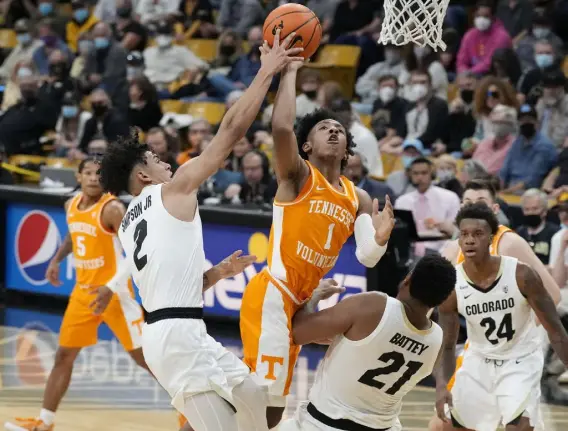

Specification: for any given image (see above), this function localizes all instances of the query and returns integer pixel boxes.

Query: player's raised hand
[216,250,257,279]
[372,195,395,246]
[312,278,345,302]
[46,260,62,286]
[89,285,114,315]
[435,386,453,423]
[259,29,304,76]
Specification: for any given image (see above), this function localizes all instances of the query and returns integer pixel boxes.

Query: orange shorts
[59,284,144,351]
[447,341,469,390]
[240,270,302,406]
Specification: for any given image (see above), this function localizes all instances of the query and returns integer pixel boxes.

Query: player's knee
[266,406,285,429]
[53,347,80,368]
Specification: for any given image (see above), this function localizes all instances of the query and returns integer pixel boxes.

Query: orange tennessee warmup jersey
[267,161,359,302]
[456,225,511,264]
[66,193,124,289]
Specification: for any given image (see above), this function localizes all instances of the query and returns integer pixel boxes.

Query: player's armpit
[500,233,561,305]
[101,199,127,233]
[434,291,460,388]
[517,263,568,366]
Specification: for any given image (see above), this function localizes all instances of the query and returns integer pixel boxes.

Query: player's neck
[77,193,101,210]
[310,160,342,187]
[400,298,431,330]
[463,255,501,282]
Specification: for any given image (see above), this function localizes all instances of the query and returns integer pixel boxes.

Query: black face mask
[116,6,131,18]
[49,62,68,79]
[219,45,236,57]
[92,103,108,117]
[523,214,542,228]
[304,89,317,100]
[461,89,474,104]
[520,122,536,138]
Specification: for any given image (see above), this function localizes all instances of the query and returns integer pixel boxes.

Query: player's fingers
[288,56,306,63]
[285,47,303,56]
[273,29,281,48]
[232,250,243,258]
[372,198,379,215]
[323,278,338,286]
[281,31,296,49]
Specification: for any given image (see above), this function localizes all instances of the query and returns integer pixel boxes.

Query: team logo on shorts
[15,211,61,285]
[14,322,57,385]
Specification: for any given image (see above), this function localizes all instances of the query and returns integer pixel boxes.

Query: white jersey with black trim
[455,256,540,360]
[308,294,442,429]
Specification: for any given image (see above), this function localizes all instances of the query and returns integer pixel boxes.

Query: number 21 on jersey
[358,351,423,396]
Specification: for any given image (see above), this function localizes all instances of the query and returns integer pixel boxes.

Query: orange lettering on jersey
[131,317,144,335]
[261,355,284,380]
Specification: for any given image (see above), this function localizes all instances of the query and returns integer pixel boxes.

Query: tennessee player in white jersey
[435,203,568,431]
[277,254,456,431]
[240,48,395,430]
[99,31,303,431]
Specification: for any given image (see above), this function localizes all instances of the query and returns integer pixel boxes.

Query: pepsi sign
[4,202,366,318]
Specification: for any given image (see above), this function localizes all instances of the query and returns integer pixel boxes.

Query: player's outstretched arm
[202,250,256,292]
[354,189,395,267]
[167,30,304,195]
[271,60,310,182]
[433,291,459,422]
[517,262,568,366]
[500,233,561,305]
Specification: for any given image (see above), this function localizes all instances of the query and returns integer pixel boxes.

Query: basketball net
[379,0,450,50]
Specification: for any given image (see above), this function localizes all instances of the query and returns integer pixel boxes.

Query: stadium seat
[447,83,459,102]
[160,99,186,113]
[184,102,226,125]
[306,45,361,99]
[563,56,568,78]
[9,155,47,166]
[380,153,403,176]
[0,29,17,49]
[185,39,218,62]
[45,158,80,168]
[360,114,372,128]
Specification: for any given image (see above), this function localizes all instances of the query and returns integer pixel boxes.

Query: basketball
[262,4,322,59]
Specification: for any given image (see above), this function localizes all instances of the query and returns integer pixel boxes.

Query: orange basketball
[263,3,322,59]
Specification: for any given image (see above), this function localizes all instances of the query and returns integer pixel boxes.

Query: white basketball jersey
[308,294,442,429]
[455,256,540,360]
[118,184,205,311]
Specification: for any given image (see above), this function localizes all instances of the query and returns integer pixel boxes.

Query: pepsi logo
[16,211,61,285]
[15,322,57,385]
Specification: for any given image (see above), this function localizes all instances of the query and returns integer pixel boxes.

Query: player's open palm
[435,386,453,422]
[217,250,257,279]
[89,285,114,315]
[372,195,395,246]
[259,29,304,75]
[46,260,62,286]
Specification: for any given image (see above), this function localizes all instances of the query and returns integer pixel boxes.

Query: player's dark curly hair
[78,156,99,173]
[455,202,499,235]
[409,254,456,308]
[98,131,149,196]
[295,108,355,170]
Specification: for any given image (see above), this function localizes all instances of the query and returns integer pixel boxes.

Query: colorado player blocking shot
[240,45,395,428]
[278,254,456,431]
[98,30,304,431]
[435,203,568,431]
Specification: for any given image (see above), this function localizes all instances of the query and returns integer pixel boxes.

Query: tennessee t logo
[261,355,284,380]
[131,317,144,335]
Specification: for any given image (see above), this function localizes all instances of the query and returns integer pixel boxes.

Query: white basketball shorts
[450,348,544,431]
[141,318,250,412]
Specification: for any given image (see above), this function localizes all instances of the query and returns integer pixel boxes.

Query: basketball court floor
[1,324,568,430]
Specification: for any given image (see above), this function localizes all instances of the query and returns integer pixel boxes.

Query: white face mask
[474,16,491,31]
[437,169,454,181]
[408,83,428,102]
[156,35,172,48]
[378,86,396,103]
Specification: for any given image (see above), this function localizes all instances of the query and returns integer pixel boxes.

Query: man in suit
[344,152,395,202]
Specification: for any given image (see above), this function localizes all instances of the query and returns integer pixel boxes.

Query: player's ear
[302,141,312,154]
[135,166,152,184]
[491,203,500,215]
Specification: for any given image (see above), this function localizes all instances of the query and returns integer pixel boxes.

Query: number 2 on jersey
[133,219,148,270]
[480,312,515,345]
[358,351,423,396]
[324,223,335,250]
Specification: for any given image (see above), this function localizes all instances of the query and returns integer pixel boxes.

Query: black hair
[464,179,496,199]
[99,131,149,196]
[78,156,99,173]
[409,254,456,308]
[409,156,433,168]
[476,0,495,14]
[455,202,499,235]
[295,108,356,170]
[378,74,399,86]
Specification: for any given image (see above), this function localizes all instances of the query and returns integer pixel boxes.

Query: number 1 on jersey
[324,223,335,250]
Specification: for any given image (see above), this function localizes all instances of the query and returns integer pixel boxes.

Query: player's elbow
[356,248,380,268]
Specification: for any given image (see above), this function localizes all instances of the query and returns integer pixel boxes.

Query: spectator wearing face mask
[78,89,130,155]
[400,44,449,101]
[457,0,512,75]
[128,76,163,131]
[446,72,477,154]
[436,154,463,198]
[404,69,449,151]
[32,19,73,76]
[66,0,99,53]
[0,19,42,81]
[515,13,563,72]
[82,22,129,113]
[53,92,92,157]
[371,74,408,143]
[536,68,568,149]
[500,104,557,194]
[36,0,68,39]
[143,21,209,93]
[112,0,148,53]
[473,104,517,175]
[210,30,243,73]
[517,188,559,264]
[386,138,424,197]
[70,33,93,80]
[517,39,560,106]
[355,45,406,113]
[43,49,77,102]
[344,152,395,201]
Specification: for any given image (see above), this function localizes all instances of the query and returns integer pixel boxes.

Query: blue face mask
[62,105,79,118]
[535,53,554,69]
[74,8,89,22]
[78,39,93,55]
[94,37,109,50]
[402,155,416,168]
[16,33,31,45]
[38,2,54,15]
